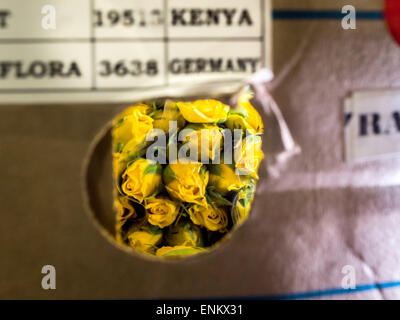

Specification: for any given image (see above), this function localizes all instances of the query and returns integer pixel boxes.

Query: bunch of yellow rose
[112,87,264,258]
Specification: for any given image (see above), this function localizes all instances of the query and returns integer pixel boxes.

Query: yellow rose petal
[166,220,203,247]
[128,227,163,255]
[164,161,208,206]
[209,163,245,195]
[122,159,162,203]
[177,99,229,123]
[235,135,264,179]
[145,195,180,228]
[153,100,186,133]
[226,87,264,134]
[156,245,205,257]
[188,204,228,232]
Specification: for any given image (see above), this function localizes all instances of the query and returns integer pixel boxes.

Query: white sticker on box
[168,40,262,85]
[0,0,272,104]
[0,43,92,89]
[345,89,400,162]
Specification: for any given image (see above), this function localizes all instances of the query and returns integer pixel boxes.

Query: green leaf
[209,164,222,176]
[116,142,124,153]
[173,210,183,226]
[144,191,158,201]
[147,224,163,235]
[179,203,190,216]
[236,185,255,211]
[163,165,177,185]
[187,227,195,241]
[207,188,233,206]
[126,155,140,168]
[149,110,159,118]
[184,123,207,131]
[239,197,249,209]
[143,162,162,176]
[114,117,126,128]
[228,104,248,118]
[245,134,262,145]
[199,165,207,183]
[160,247,204,257]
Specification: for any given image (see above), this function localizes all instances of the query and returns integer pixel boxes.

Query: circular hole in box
[83,96,262,261]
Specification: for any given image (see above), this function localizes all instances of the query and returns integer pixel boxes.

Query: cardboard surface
[1,0,400,299]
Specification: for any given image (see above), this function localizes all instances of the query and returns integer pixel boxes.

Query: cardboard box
[1,0,400,299]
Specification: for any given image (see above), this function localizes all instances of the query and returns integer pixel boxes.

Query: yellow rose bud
[113,139,150,188]
[181,124,223,162]
[226,87,264,134]
[112,103,153,153]
[188,204,228,232]
[208,163,246,195]
[121,158,162,203]
[128,224,163,255]
[163,161,209,207]
[113,103,152,126]
[144,195,180,228]
[166,220,203,247]
[232,185,255,225]
[113,152,126,181]
[176,99,230,123]
[115,196,137,244]
[155,245,205,258]
[153,100,186,133]
[115,196,136,223]
[235,135,264,179]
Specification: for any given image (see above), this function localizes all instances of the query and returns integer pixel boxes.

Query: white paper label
[0,0,272,104]
[345,89,400,162]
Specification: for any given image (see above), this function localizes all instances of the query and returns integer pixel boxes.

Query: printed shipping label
[0,0,272,104]
[345,89,400,162]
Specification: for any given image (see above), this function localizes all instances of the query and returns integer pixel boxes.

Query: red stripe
[386,0,400,45]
